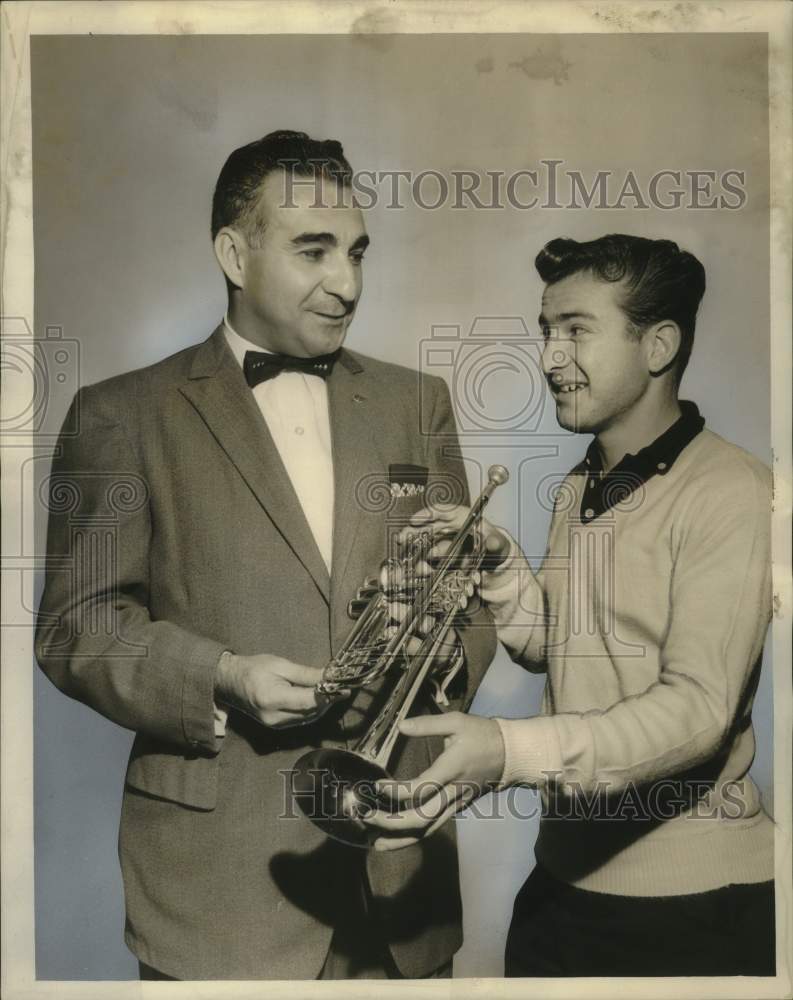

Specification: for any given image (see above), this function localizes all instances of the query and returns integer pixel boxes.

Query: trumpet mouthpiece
[487,465,510,486]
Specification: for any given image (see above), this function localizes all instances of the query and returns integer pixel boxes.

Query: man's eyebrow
[290,232,338,247]
[289,233,371,252]
[539,310,598,325]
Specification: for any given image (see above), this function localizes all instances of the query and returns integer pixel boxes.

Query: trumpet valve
[347,598,372,618]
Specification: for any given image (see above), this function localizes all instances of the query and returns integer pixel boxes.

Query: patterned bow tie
[243,349,341,388]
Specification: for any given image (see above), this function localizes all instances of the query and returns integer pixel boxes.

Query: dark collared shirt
[575,401,706,523]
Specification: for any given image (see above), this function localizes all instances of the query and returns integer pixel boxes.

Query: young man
[365,234,775,976]
[36,131,495,980]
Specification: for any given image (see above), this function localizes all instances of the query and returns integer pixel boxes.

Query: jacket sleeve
[421,375,498,711]
[35,385,226,754]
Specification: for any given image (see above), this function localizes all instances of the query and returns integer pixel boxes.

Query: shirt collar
[582,401,705,481]
[222,313,274,370]
[575,401,705,524]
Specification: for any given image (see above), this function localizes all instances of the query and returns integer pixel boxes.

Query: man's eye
[570,326,586,337]
[350,252,366,265]
[300,249,324,260]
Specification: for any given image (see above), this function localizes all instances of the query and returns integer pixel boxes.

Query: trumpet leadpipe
[295,463,510,844]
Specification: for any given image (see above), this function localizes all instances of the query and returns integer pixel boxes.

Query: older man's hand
[215,652,349,729]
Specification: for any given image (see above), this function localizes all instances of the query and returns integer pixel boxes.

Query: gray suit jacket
[36,326,496,979]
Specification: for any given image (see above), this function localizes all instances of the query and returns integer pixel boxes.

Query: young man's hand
[396,503,512,576]
[361,712,506,851]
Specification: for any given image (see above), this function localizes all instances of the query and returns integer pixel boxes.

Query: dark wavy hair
[535,234,706,381]
[211,130,353,247]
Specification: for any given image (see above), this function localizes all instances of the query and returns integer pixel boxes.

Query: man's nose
[541,334,573,377]
[323,255,360,305]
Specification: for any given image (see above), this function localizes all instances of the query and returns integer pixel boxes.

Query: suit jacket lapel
[179,327,331,602]
[327,352,385,607]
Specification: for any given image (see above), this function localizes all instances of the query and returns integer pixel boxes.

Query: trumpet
[291,464,509,847]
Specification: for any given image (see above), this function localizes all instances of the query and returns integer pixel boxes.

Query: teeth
[559,384,584,393]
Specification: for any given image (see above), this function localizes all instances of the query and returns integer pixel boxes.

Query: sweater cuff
[494,716,563,788]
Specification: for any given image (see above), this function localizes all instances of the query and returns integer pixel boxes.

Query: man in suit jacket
[35,131,496,980]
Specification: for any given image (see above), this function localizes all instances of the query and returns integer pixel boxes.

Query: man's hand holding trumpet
[368,500,534,851]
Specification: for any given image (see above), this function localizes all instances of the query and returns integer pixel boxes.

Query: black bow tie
[243,349,341,388]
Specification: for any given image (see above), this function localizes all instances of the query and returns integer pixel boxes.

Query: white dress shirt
[213,318,336,736]
[223,318,335,572]
[214,318,464,735]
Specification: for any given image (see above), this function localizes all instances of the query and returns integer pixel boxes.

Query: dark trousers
[506,864,775,977]
[139,961,178,981]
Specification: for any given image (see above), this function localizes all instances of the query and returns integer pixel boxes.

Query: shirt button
[657,462,667,471]
[294,426,305,436]
[589,479,596,488]
[584,508,595,518]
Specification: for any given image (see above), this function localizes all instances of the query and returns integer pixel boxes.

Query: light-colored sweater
[486,428,774,896]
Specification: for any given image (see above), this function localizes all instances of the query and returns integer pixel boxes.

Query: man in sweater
[364,234,775,976]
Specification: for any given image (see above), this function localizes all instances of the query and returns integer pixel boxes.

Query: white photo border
[2,2,791,998]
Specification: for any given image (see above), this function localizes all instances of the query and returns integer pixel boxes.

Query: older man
[36,130,495,980]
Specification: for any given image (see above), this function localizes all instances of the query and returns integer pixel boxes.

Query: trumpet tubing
[292,464,509,847]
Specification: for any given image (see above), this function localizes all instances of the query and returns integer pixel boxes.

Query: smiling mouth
[551,382,587,395]
[314,310,349,321]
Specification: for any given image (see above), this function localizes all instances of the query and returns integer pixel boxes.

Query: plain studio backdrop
[30,32,771,979]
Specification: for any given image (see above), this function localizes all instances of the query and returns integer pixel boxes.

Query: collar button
[657,462,667,471]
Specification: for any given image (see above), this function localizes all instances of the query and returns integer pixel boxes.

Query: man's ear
[647,320,682,376]
[213,228,246,289]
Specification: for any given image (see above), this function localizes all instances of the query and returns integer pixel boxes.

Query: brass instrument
[291,465,509,847]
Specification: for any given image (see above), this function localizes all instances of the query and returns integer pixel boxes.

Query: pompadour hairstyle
[535,234,706,381]
[211,130,353,246]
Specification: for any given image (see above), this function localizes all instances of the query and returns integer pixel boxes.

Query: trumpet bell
[291,747,393,848]
[292,462,510,846]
